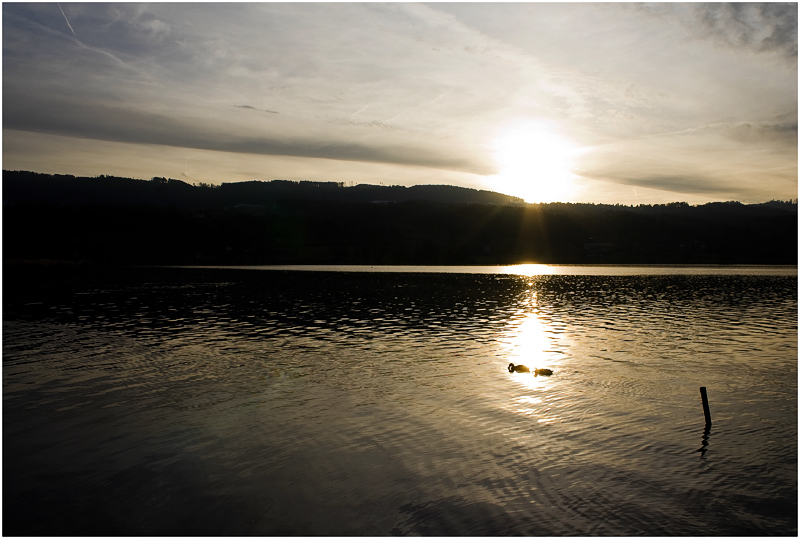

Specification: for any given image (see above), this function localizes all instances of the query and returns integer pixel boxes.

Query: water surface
[4,265,797,535]
[183,263,798,276]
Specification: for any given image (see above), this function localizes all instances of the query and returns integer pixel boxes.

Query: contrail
[54,3,132,71]
[384,90,452,123]
[58,3,77,37]
[351,104,370,119]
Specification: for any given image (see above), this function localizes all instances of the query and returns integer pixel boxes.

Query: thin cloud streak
[57,3,76,36]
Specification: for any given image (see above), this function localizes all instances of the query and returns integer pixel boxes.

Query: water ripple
[3,267,796,535]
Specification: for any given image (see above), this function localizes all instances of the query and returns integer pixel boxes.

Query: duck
[508,363,554,376]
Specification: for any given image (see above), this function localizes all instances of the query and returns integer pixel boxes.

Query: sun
[488,120,582,203]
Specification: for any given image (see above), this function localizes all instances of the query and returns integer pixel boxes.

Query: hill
[3,170,797,266]
[2,170,524,207]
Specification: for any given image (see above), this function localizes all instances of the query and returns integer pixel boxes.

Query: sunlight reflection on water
[3,266,797,536]
[502,263,557,276]
[185,264,797,277]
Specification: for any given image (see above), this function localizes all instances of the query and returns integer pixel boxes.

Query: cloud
[632,3,798,65]
[721,118,798,148]
[607,175,741,197]
[233,105,278,114]
[4,3,515,173]
[2,3,796,203]
[3,128,489,192]
[574,122,797,200]
[3,92,493,174]
[692,3,797,61]
[327,118,398,130]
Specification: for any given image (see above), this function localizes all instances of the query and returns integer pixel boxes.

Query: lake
[3,265,797,535]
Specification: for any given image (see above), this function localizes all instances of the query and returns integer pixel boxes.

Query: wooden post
[700,387,712,426]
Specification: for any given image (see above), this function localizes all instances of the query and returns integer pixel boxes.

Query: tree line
[3,170,796,266]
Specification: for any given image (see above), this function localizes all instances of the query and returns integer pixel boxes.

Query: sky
[3,2,797,204]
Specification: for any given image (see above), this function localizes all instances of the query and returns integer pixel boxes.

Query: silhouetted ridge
[3,171,523,207]
[3,170,796,266]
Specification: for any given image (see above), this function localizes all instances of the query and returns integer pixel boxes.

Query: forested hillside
[3,170,796,265]
[3,170,524,207]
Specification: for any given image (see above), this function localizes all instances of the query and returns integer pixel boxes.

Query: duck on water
[508,363,553,376]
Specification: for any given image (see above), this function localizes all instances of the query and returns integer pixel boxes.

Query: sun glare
[501,264,556,277]
[489,120,582,203]
[507,313,552,363]
[501,310,562,392]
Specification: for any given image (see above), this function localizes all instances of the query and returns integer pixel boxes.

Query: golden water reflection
[500,264,557,276]
[501,308,564,401]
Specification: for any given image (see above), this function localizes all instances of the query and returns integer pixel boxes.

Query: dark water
[3,266,797,535]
